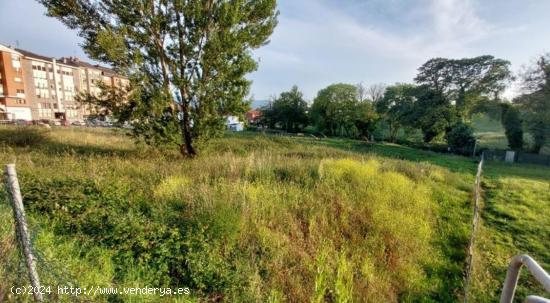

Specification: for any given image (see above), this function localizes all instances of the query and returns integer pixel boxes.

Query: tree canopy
[500,103,524,150]
[410,86,457,143]
[415,56,512,120]
[311,83,376,138]
[514,54,550,153]
[39,0,278,157]
[375,83,416,141]
[261,86,309,132]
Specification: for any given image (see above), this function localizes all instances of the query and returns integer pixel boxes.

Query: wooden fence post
[4,164,43,302]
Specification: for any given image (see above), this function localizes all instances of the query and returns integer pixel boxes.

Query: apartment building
[0,43,128,121]
[0,45,29,120]
[59,57,129,95]
[16,48,83,121]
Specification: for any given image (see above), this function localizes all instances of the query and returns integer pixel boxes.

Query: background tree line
[40,0,547,157]
[260,54,550,154]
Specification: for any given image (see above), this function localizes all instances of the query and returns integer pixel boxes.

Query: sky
[1,0,550,101]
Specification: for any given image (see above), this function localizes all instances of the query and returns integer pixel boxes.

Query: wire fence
[463,152,484,303]
[483,149,550,166]
[2,164,97,303]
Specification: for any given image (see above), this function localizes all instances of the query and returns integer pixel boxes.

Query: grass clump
[312,159,434,301]
[0,126,49,147]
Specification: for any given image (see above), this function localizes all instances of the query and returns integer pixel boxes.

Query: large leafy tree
[39,0,278,157]
[500,103,524,150]
[514,54,550,153]
[375,83,416,142]
[261,86,309,132]
[311,84,358,137]
[415,56,512,120]
[354,101,378,139]
[410,86,456,143]
[311,83,376,138]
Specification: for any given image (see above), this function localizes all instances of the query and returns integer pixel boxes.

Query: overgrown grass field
[0,126,548,302]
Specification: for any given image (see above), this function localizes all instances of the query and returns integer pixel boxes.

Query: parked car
[33,119,49,126]
[71,120,85,126]
[15,119,33,125]
[85,120,97,127]
[49,120,62,126]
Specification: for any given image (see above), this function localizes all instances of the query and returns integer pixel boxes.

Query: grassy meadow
[0,126,548,302]
[469,162,550,301]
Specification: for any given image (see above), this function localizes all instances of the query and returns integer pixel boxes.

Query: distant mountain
[251,99,270,110]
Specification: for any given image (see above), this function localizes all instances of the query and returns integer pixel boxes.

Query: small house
[226,116,244,131]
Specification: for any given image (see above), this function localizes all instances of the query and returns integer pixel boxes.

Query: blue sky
[2,0,550,101]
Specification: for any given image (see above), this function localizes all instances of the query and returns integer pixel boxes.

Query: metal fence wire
[3,164,98,303]
[463,153,484,303]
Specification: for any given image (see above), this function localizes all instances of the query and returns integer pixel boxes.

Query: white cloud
[430,0,490,45]
[257,49,302,68]
[256,0,529,86]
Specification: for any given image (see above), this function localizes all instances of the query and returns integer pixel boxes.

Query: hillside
[0,127,548,302]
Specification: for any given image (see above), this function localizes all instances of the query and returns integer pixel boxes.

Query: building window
[14,77,22,82]
[17,89,25,94]
[11,55,21,70]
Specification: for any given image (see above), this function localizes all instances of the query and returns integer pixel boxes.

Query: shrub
[445,122,475,152]
[501,103,524,150]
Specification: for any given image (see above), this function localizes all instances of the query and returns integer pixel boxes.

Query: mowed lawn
[0,126,548,302]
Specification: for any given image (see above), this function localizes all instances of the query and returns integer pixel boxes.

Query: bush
[445,122,475,152]
[501,104,523,150]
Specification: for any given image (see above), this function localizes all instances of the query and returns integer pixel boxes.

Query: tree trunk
[389,122,398,142]
[179,99,196,157]
[173,7,196,158]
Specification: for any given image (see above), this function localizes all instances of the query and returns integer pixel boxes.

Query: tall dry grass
[0,127,474,302]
